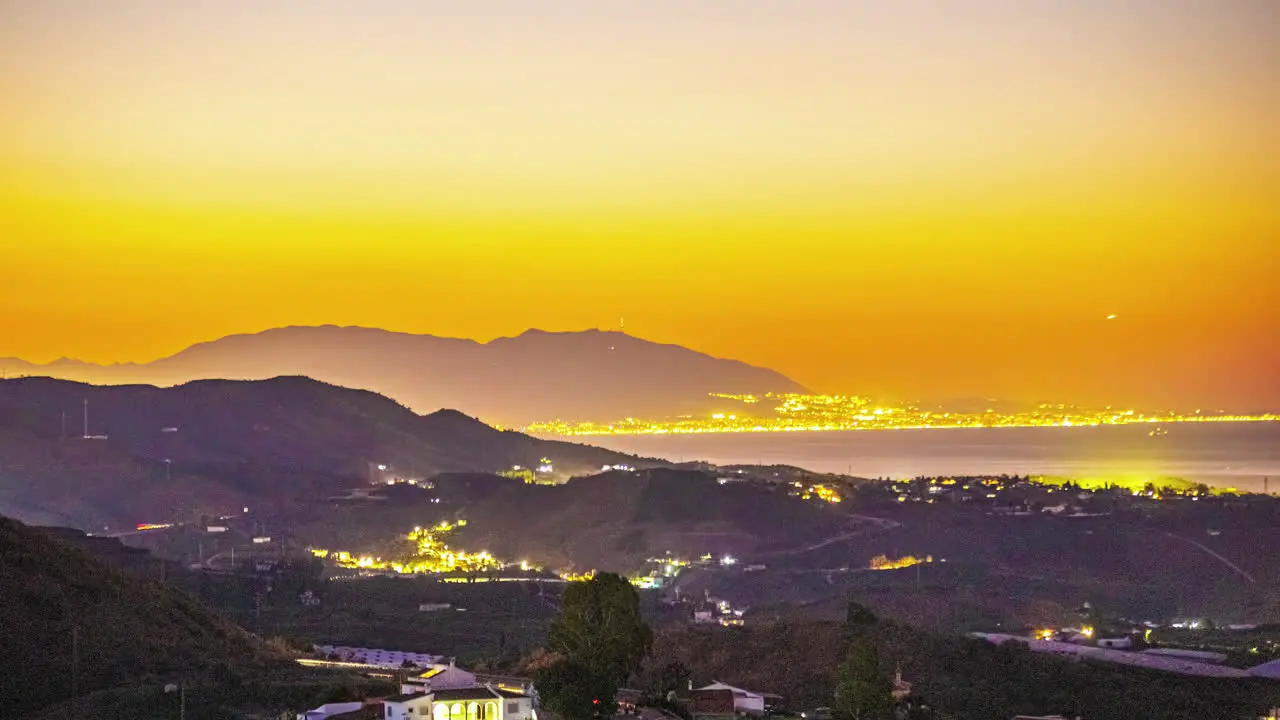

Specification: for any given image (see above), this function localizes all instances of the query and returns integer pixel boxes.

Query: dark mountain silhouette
[0,515,277,715]
[0,326,807,425]
[0,376,657,530]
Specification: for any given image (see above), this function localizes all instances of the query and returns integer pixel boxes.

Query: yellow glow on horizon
[0,1,1276,408]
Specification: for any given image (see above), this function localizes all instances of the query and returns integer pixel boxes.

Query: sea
[586,422,1280,492]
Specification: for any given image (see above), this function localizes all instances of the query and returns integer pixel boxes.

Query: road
[752,512,901,559]
[1166,533,1256,584]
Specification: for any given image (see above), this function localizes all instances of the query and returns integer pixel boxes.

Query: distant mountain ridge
[0,376,655,530]
[0,326,807,425]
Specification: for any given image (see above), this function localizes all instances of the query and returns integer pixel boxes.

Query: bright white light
[377,464,388,471]
[720,555,737,566]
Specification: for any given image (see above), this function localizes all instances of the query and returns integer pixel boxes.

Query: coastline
[564,422,1280,493]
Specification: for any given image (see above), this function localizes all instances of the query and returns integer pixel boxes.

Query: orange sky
[1,1,1277,409]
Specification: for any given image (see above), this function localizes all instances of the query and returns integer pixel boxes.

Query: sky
[1,0,1277,409]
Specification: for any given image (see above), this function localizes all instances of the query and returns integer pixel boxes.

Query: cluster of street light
[310,521,519,575]
[524,393,1277,436]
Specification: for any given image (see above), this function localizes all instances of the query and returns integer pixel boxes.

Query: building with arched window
[382,686,533,720]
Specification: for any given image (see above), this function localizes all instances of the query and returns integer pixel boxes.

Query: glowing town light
[720,555,737,566]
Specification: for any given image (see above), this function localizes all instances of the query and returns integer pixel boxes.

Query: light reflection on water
[587,423,1280,491]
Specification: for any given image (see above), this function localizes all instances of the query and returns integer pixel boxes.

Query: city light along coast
[524,393,1278,437]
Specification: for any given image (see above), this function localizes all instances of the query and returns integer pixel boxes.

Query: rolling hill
[293,468,851,572]
[0,376,657,531]
[0,326,808,425]
[0,514,278,716]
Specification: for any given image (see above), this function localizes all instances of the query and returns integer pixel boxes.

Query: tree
[655,660,691,695]
[534,659,617,720]
[844,601,878,642]
[548,572,652,686]
[832,641,893,720]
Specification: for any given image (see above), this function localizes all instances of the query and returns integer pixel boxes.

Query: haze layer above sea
[582,423,1280,492]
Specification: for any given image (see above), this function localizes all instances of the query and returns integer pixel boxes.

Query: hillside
[0,326,808,425]
[284,468,849,572]
[644,619,1280,720]
[0,515,277,716]
[441,468,847,570]
[0,376,655,531]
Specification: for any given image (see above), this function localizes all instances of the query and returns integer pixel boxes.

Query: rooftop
[972,633,1250,678]
[432,687,527,701]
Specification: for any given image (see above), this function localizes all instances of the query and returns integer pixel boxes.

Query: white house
[694,682,765,716]
[383,686,534,720]
[401,663,479,693]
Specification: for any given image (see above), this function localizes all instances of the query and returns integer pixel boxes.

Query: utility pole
[82,399,89,438]
[71,625,80,713]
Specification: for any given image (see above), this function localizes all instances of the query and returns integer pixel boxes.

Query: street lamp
[164,683,185,720]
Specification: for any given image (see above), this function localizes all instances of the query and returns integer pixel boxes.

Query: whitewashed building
[383,686,534,720]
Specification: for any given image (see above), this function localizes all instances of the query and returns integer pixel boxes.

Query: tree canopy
[539,572,652,719]
[833,639,894,720]
[548,572,652,684]
[534,659,617,720]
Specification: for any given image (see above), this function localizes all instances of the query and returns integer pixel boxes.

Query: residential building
[473,674,535,696]
[688,688,736,720]
[382,686,532,720]
[693,682,766,716]
[891,668,912,701]
[401,662,479,693]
